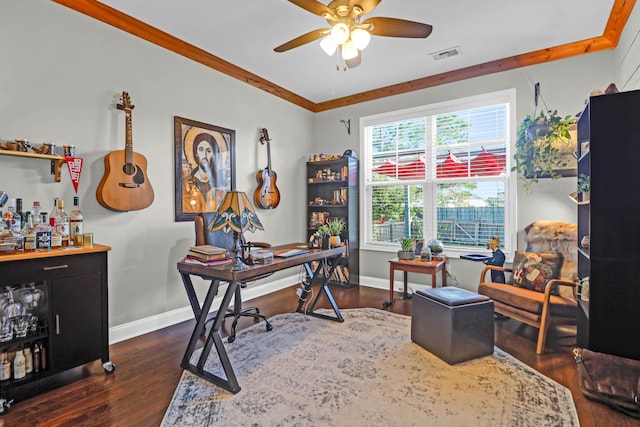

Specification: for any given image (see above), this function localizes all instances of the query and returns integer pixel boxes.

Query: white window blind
[361,90,515,256]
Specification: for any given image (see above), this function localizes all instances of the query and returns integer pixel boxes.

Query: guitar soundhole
[122,163,145,185]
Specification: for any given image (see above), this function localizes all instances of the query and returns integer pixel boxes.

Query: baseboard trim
[109,274,299,344]
[108,274,412,344]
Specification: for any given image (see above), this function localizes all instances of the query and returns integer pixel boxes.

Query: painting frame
[174,116,236,222]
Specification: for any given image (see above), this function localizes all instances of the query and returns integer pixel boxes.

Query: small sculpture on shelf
[484,236,506,283]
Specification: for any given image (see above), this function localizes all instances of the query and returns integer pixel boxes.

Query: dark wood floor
[1,285,635,427]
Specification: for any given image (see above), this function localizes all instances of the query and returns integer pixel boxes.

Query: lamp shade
[351,28,371,50]
[330,23,350,45]
[320,35,337,56]
[341,40,359,61]
[208,191,264,234]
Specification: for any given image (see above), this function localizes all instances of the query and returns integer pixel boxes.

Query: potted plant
[512,109,576,195]
[577,173,590,202]
[326,218,346,247]
[398,237,415,260]
[316,224,331,248]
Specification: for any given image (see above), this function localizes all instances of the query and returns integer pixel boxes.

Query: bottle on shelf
[54,199,70,247]
[21,212,37,252]
[36,212,52,251]
[7,198,20,233]
[33,344,41,373]
[13,349,25,380]
[50,197,59,223]
[49,217,62,248]
[69,196,83,246]
[24,346,33,374]
[16,197,25,230]
[31,201,42,226]
[0,353,10,381]
[1,217,24,253]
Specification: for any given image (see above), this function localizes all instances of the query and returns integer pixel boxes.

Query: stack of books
[184,245,231,266]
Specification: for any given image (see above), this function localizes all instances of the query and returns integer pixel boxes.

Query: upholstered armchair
[478,221,578,354]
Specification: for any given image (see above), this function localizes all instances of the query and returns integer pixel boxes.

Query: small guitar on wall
[254,128,280,209]
[97,91,154,211]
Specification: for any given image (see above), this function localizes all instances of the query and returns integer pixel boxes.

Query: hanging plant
[512,109,576,195]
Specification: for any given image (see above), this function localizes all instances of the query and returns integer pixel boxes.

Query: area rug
[162,308,579,426]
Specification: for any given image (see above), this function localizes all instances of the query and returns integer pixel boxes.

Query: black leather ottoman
[411,286,494,364]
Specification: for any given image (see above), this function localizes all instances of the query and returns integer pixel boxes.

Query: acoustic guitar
[254,128,280,209]
[96,92,154,211]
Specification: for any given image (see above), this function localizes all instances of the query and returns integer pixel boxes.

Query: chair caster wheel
[228,335,236,343]
[103,361,116,374]
[266,324,273,332]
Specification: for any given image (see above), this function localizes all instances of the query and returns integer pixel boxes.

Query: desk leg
[431,271,437,288]
[297,256,344,322]
[383,264,395,308]
[180,273,242,394]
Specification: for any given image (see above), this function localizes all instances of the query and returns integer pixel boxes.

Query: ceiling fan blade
[364,17,433,38]
[349,0,381,15]
[345,52,362,68]
[274,28,329,52]
[288,0,334,17]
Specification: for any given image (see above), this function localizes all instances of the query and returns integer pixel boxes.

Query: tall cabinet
[306,156,359,287]
[576,89,640,360]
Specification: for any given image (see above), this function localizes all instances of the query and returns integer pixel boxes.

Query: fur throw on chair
[524,220,578,298]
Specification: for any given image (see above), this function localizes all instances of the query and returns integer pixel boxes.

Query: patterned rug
[162,308,579,426]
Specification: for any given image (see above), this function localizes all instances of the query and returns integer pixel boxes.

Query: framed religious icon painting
[174,116,236,222]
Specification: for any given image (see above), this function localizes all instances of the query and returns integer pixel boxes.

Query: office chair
[194,212,273,343]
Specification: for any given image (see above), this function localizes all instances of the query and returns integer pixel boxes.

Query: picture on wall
[174,116,236,222]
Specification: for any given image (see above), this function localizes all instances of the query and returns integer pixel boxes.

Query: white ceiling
[98,0,615,104]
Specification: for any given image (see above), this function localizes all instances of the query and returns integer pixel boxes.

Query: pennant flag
[65,156,83,193]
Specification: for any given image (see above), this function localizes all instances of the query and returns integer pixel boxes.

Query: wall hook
[340,119,351,135]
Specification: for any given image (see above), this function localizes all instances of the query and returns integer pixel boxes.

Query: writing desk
[384,257,447,308]
[177,243,346,393]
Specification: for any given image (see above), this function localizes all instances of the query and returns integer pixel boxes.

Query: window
[360,90,516,257]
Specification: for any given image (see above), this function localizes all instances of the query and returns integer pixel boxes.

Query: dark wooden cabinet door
[49,272,103,369]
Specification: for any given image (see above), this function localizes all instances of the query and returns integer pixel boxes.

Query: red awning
[436,153,468,178]
[470,149,505,176]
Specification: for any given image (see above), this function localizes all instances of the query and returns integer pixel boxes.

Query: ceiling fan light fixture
[320,36,337,56]
[341,40,359,61]
[331,23,350,45]
[351,28,371,50]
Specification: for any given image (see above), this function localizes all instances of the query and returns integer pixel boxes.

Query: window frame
[359,89,517,259]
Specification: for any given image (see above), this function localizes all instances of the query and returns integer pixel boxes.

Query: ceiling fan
[274,0,433,69]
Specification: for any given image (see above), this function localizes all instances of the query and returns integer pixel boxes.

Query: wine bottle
[70,196,83,246]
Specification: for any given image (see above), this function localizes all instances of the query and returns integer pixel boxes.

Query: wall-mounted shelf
[0,150,67,182]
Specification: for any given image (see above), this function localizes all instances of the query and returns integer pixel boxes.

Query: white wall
[0,1,313,329]
[615,1,640,90]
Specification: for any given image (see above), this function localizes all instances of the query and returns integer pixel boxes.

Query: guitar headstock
[117,91,134,112]
[259,128,270,144]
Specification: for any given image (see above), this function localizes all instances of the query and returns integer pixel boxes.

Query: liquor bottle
[69,196,83,246]
[21,212,37,252]
[49,217,62,248]
[33,344,41,373]
[24,346,33,374]
[1,219,24,253]
[16,197,25,230]
[0,353,10,381]
[36,212,52,251]
[7,198,20,233]
[31,201,42,226]
[13,349,25,380]
[54,199,70,247]
[50,197,59,223]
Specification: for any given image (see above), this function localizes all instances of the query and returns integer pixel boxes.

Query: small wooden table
[385,257,447,307]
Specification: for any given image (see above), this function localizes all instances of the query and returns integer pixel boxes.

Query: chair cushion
[478,282,576,317]
[508,251,563,293]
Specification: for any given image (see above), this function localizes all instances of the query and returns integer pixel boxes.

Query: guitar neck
[266,139,272,173]
[124,111,133,165]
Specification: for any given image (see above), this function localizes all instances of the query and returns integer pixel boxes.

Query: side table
[384,256,447,308]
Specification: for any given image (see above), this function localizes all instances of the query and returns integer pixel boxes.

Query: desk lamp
[208,191,264,271]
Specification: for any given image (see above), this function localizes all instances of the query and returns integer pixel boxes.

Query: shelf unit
[576,89,640,360]
[306,157,359,287]
[0,245,114,401]
[0,150,67,182]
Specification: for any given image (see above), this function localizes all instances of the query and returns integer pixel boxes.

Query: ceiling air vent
[430,46,462,61]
